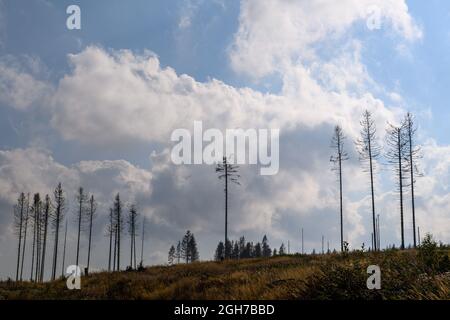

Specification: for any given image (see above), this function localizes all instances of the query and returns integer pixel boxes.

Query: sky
[0,0,450,280]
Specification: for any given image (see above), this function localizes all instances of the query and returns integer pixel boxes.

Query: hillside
[1,247,449,300]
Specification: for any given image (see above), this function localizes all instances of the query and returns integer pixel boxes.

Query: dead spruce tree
[30,193,41,282]
[61,219,68,277]
[216,156,240,259]
[385,123,409,250]
[14,193,27,281]
[140,216,146,268]
[20,194,30,281]
[127,204,139,269]
[403,112,421,248]
[39,195,51,282]
[106,208,114,272]
[86,195,96,273]
[330,125,349,252]
[113,193,123,271]
[355,110,381,251]
[51,183,65,281]
[75,187,88,269]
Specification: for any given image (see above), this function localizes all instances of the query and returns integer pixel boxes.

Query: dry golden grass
[0,249,449,300]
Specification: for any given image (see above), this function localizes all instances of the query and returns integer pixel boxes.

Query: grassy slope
[1,249,449,300]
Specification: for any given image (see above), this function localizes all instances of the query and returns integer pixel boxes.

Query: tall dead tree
[35,195,43,282]
[403,112,421,248]
[20,194,30,281]
[128,204,139,269]
[30,193,41,282]
[355,110,381,251]
[51,183,65,281]
[61,219,68,277]
[86,195,96,273]
[140,217,146,267]
[385,123,409,250]
[75,187,88,268]
[39,195,51,282]
[113,209,117,271]
[113,193,123,271]
[14,193,27,281]
[376,214,380,250]
[107,208,114,272]
[216,156,240,259]
[330,125,349,252]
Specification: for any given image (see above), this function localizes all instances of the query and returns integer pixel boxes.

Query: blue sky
[0,0,450,280]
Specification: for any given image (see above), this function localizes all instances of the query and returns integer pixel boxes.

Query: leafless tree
[20,194,30,281]
[106,208,114,272]
[14,193,27,281]
[403,112,422,248]
[51,183,65,281]
[86,195,96,273]
[216,156,240,259]
[113,193,123,271]
[30,193,41,282]
[39,195,51,282]
[385,122,409,249]
[355,110,381,251]
[128,204,139,269]
[75,187,88,269]
[61,219,68,278]
[330,125,349,252]
[140,216,146,267]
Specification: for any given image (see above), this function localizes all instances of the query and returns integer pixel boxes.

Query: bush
[419,233,441,274]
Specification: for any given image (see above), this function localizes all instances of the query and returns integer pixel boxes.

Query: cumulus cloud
[0,57,52,110]
[43,44,401,149]
[229,0,422,79]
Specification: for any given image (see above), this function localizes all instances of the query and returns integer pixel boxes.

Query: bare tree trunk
[356,111,380,251]
[338,149,343,252]
[216,157,239,260]
[368,138,377,251]
[51,184,65,281]
[15,196,25,281]
[51,215,60,281]
[20,194,30,281]
[108,208,113,272]
[133,228,137,269]
[140,218,145,266]
[225,160,228,259]
[331,126,348,253]
[397,131,405,250]
[130,222,133,269]
[40,198,49,282]
[86,207,93,272]
[35,200,41,282]
[408,122,417,248]
[86,195,95,273]
[113,221,117,271]
[117,212,121,271]
[30,202,36,281]
[75,188,84,268]
[61,220,68,278]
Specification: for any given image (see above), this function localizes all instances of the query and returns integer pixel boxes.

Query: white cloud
[0,57,52,110]
[0,148,152,206]
[43,45,403,148]
[229,0,422,79]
